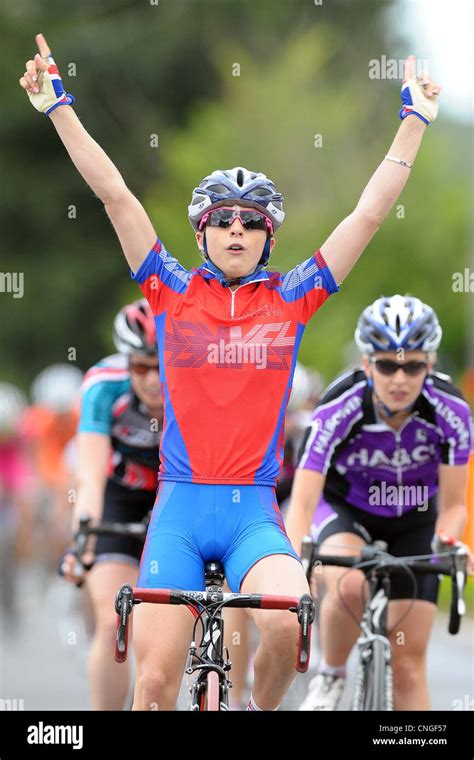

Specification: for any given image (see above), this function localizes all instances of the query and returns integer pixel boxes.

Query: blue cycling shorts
[137,482,300,592]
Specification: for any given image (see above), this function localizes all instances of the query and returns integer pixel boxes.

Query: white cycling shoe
[298,673,346,711]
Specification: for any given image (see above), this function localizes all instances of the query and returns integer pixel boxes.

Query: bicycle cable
[335,553,420,635]
[333,556,391,628]
[205,600,233,664]
[368,547,465,635]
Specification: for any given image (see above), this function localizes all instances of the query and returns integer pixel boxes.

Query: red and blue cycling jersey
[132,238,339,486]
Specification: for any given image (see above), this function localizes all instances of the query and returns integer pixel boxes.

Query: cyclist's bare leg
[223,605,252,708]
[86,561,138,710]
[132,602,194,710]
[388,599,436,710]
[316,533,366,668]
[241,553,309,710]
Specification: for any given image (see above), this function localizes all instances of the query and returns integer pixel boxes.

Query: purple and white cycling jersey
[298,369,473,518]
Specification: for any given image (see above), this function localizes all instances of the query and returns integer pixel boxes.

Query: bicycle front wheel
[353,639,393,711]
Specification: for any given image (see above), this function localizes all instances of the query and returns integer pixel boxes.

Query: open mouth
[227,244,245,253]
[389,391,408,401]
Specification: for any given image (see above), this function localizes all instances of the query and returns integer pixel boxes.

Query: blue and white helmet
[355,295,442,354]
[188,167,285,232]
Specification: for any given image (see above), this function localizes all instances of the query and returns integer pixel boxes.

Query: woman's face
[195,204,276,280]
[129,354,163,415]
[362,350,432,413]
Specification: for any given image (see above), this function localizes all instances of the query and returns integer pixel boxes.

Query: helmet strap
[258,234,272,266]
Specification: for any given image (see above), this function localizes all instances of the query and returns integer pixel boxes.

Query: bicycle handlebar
[75,515,149,541]
[114,585,315,673]
[57,515,149,587]
[301,536,468,635]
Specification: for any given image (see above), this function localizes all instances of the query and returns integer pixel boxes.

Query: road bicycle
[300,536,469,710]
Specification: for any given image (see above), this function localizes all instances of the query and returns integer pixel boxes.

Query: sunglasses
[370,358,428,377]
[129,361,160,375]
[198,207,273,234]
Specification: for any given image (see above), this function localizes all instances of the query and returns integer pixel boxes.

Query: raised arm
[19,34,156,273]
[321,56,441,285]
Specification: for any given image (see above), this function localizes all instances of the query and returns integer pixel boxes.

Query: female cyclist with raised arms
[285,296,473,711]
[20,34,441,710]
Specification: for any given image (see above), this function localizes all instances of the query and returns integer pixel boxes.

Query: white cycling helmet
[31,364,83,414]
[355,295,442,354]
[0,383,28,436]
[288,363,324,412]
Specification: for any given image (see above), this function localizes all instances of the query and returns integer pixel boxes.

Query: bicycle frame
[187,562,231,711]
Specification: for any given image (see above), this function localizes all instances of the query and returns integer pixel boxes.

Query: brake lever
[296,593,315,673]
[115,584,134,663]
[70,516,94,587]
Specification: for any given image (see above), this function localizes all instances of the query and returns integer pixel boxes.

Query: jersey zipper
[392,413,417,517]
[229,287,240,318]
[228,278,264,318]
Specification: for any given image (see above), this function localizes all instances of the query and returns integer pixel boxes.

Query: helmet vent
[374,332,389,346]
[237,169,244,187]
[207,184,229,194]
[395,315,401,335]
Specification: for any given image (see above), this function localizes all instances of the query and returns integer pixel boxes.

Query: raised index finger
[36,33,51,59]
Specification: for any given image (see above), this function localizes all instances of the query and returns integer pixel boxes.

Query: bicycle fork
[352,580,394,711]
[187,563,232,711]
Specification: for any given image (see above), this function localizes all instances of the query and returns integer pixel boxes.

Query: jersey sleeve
[130,237,191,315]
[78,381,123,436]
[280,250,339,325]
[437,400,473,466]
[297,390,364,474]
